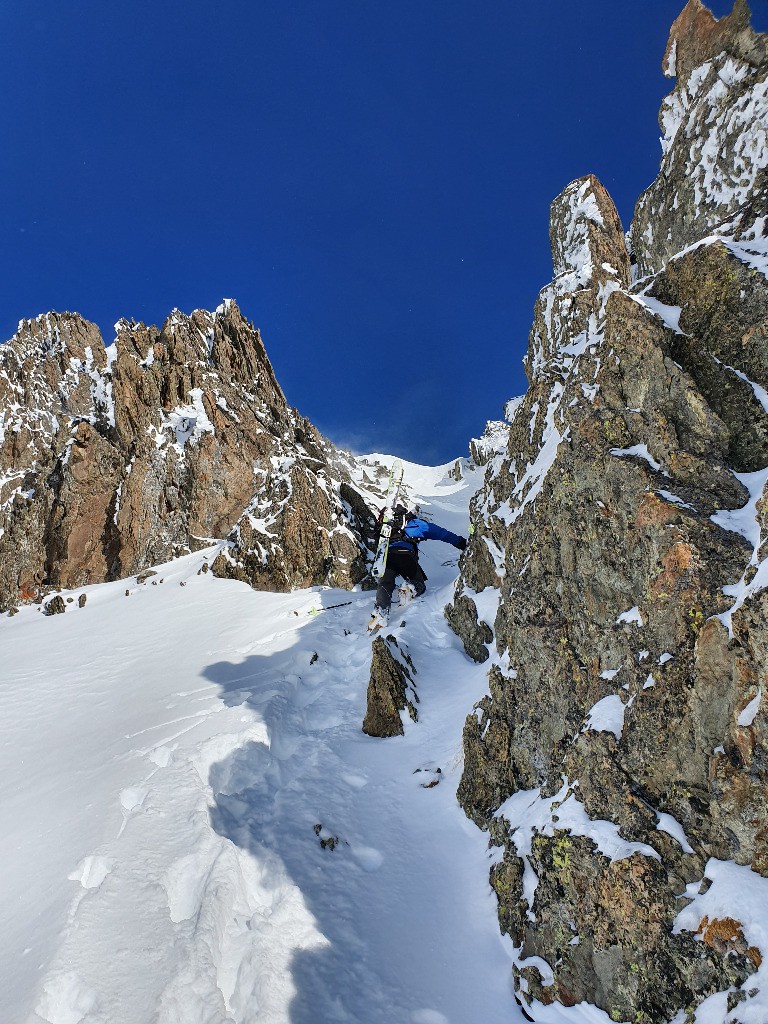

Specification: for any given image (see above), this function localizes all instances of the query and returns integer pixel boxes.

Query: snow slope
[1,457,521,1024]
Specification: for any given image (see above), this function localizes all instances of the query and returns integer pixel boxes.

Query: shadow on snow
[201,589,402,1024]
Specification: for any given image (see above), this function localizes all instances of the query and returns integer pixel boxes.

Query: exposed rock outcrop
[0,301,374,609]
[447,4,768,1021]
[362,634,419,737]
[632,0,768,277]
[469,418,511,469]
[43,595,66,616]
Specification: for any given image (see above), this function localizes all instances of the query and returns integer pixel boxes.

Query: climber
[368,505,466,633]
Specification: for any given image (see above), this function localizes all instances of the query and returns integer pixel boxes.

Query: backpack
[377,504,414,545]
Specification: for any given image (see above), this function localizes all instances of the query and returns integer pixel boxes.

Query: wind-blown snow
[505,384,567,524]
[738,688,762,728]
[610,444,665,474]
[633,293,685,334]
[655,812,694,854]
[161,388,215,448]
[616,606,644,627]
[714,359,768,416]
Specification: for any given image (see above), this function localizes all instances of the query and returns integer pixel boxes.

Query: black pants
[375,546,427,612]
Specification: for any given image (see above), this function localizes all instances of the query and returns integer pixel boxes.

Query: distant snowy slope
[1,458,528,1024]
[356,453,470,501]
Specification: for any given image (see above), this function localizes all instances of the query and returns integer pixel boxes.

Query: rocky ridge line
[0,301,376,610]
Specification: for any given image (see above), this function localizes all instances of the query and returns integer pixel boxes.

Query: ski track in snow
[2,460,544,1024]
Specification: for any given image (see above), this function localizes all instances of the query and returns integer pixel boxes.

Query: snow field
[1,461,520,1024]
[7,451,762,1024]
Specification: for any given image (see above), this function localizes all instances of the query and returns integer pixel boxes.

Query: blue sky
[2,1,766,464]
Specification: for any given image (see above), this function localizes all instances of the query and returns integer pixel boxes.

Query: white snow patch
[717,360,768,416]
[509,384,567,523]
[504,395,525,424]
[634,293,685,334]
[716,467,768,635]
[738,688,762,728]
[674,859,768,1024]
[610,444,665,474]
[584,695,626,740]
[616,607,643,627]
[496,781,658,924]
[656,812,694,854]
[162,388,215,448]
[657,489,696,511]
[664,38,677,78]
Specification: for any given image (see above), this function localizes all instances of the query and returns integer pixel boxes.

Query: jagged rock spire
[445,5,768,1020]
[0,302,372,608]
[631,0,768,275]
[549,174,630,288]
[664,0,763,82]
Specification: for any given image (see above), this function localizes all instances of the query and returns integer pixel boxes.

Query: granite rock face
[0,301,373,609]
[447,5,768,1021]
[362,634,419,737]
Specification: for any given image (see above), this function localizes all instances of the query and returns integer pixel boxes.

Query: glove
[456,536,467,550]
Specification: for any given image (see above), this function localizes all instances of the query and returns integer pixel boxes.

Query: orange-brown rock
[0,301,374,608]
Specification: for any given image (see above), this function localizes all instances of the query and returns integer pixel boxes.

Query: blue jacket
[389,516,464,553]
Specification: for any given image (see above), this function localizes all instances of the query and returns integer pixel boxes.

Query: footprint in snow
[340,772,368,789]
[147,745,173,768]
[35,971,97,1024]
[268,730,303,760]
[350,846,384,871]
[164,848,214,924]
[68,855,114,890]
[120,786,149,812]
[305,709,345,731]
[292,686,326,710]
[117,786,150,837]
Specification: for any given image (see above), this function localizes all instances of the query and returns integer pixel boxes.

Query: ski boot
[367,606,389,635]
[397,583,417,607]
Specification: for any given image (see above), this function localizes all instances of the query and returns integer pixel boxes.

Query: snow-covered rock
[363,634,419,737]
[632,0,768,277]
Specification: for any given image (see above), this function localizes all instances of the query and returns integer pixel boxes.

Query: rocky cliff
[0,301,374,610]
[447,3,768,1021]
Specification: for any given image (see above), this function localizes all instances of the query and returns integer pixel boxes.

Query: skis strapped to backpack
[372,461,404,579]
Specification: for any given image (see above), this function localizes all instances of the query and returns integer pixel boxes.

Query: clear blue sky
[2,1,766,464]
